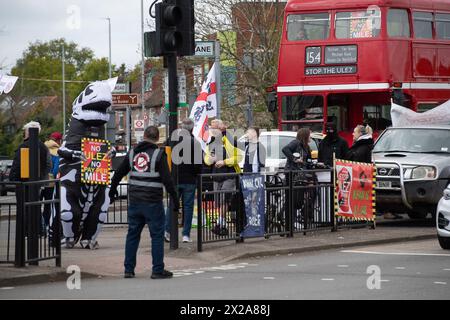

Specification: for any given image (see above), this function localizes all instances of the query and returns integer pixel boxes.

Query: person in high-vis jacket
[110,126,179,279]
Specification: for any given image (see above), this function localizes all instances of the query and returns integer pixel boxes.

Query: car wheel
[438,234,450,250]
[407,212,427,219]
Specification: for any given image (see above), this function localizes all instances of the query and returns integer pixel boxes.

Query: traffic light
[153,0,195,57]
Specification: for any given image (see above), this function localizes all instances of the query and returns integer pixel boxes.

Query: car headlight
[411,166,436,180]
[444,188,450,200]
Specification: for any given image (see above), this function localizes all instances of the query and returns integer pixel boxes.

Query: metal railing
[196,169,372,251]
[106,183,129,224]
[0,180,61,267]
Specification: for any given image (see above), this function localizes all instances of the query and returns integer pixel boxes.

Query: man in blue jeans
[165,118,202,243]
[110,126,179,279]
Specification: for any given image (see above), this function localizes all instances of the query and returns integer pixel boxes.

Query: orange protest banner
[334,159,376,221]
[81,138,111,185]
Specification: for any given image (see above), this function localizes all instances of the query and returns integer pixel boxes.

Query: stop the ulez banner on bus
[81,138,111,185]
[334,159,376,221]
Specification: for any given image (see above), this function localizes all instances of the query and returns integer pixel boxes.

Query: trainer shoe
[151,270,173,279]
[124,272,135,279]
[182,235,192,243]
[65,238,75,249]
[164,232,170,243]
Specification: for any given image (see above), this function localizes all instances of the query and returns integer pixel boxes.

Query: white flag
[189,63,218,150]
[198,63,217,118]
[391,100,450,127]
[0,74,19,95]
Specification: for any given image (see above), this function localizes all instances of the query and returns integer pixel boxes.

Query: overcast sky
[0,0,156,74]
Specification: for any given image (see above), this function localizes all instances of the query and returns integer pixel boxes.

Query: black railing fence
[0,180,61,267]
[197,170,372,251]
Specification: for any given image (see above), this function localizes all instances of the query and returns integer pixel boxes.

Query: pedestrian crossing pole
[168,53,179,250]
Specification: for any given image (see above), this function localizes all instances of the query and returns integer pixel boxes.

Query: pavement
[0,218,438,287]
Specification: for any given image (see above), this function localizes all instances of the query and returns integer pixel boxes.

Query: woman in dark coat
[282,128,312,171]
[346,124,374,163]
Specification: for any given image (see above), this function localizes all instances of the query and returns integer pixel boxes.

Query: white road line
[395,267,406,270]
[212,276,223,279]
[434,282,447,285]
[0,287,14,290]
[288,264,297,267]
[380,280,390,282]
[337,265,349,268]
[341,250,450,257]
[321,278,335,281]
[264,277,275,280]
[444,269,450,271]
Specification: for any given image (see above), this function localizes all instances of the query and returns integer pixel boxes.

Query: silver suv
[372,125,450,220]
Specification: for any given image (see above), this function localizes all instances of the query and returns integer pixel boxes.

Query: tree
[196,0,284,128]
[10,38,94,99]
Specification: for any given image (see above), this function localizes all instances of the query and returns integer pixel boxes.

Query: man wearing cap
[10,121,52,183]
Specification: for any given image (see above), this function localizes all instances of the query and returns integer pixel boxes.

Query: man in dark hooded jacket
[318,123,349,166]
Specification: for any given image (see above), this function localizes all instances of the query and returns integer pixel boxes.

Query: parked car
[238,131,324,172]
[372,125,450,221]
[0,159,14,196]
[437,185,450,250]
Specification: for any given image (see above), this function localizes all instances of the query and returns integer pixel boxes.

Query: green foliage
[2,38,125,156]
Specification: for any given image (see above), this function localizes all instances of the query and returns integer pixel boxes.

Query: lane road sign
[112,94,140,106]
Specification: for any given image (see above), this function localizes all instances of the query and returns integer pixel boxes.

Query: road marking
[341,250,450,257]
[288,264,297,267]
[171,263,258,279]
[395,267,406,270]
[321,278,335,281]
[434,282,447,285]
[288,253,293,256]
[264,277,275,280]
[444,269,450,271]
[0,287,14,290]
[337,265,349,268]
[212,276,223,279]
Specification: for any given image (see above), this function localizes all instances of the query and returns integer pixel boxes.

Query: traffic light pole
[168,52,179,250]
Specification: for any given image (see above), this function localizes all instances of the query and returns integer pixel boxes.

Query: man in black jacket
[10,121,52,183]
[318,123,349,166]
[110,126,179,279]
[164,118,203,243]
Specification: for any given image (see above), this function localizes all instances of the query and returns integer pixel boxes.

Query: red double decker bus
[271,0,450,143]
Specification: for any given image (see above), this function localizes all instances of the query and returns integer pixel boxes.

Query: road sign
[164,71,187,108]
[112,82,130,94]
[134,119,145,131]
[112,94,140,106]
[195,41,215,57]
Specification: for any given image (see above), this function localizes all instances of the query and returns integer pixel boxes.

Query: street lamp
[62,45,66,135]
[105,17,112,79]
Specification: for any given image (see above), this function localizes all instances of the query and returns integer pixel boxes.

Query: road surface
[1,239,449,300]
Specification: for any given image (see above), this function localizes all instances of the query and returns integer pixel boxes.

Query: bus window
[282,95,324,121]
[388,9,410,38]
[335,9,381,39]
[417,103,438,112]
[436,13,450,40]
[287,13,330,41]
[363,105,392,131]
[413,12,433,39]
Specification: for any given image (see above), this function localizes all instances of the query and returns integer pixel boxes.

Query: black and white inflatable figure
[57,80,115,249]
